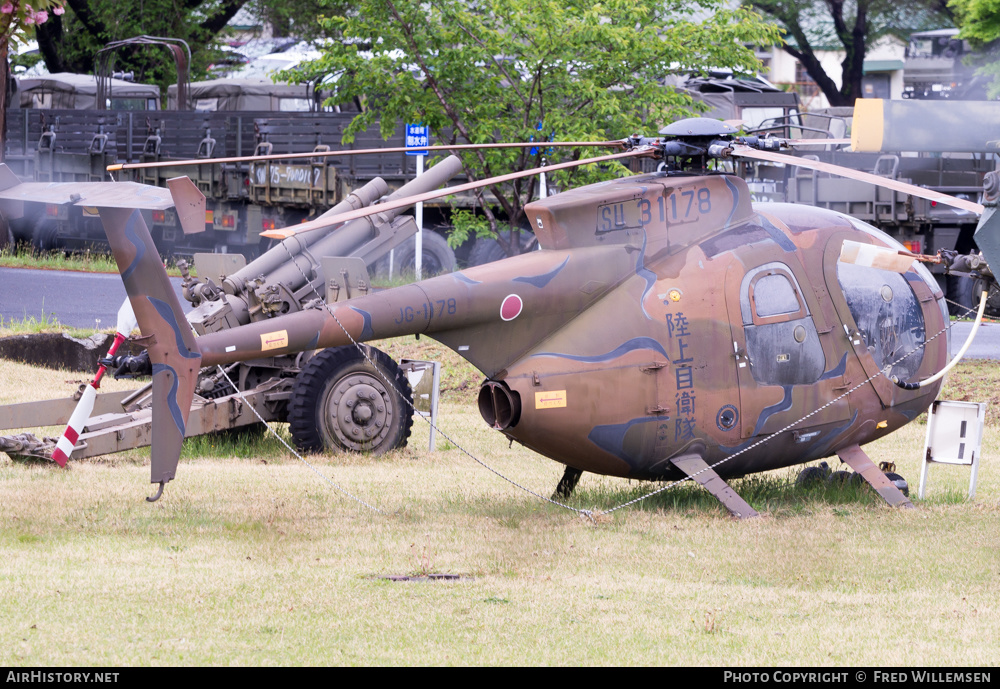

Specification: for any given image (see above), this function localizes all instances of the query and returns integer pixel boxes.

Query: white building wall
[763,36,905,109]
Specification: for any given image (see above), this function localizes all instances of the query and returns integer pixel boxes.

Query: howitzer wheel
[288,345,413,455]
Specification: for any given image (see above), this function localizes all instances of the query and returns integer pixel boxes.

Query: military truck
[3,74,462,273]
[673,72,802,128]
[4,71,804,265]
[742,107,994,312]
[902,29,987,100]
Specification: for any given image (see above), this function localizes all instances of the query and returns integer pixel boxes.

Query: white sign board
[920,399,986,499]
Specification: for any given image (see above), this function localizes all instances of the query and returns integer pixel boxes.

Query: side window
[739,263,807,326]
[739,262,825,386]
[750,272,802,319]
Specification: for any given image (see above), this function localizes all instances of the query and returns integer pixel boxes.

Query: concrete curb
[0,332,119,372]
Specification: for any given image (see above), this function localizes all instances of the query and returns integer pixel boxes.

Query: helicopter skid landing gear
[836,445,914,509]
[671,454,759,519]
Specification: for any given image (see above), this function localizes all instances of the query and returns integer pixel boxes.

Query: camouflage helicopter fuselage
[172,171,947,481]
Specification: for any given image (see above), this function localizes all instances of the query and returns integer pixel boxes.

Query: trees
[291,0,780,256]
[950,0,1000,97]
[33,0,251,86]
[747,0,955,107]
[0,1,65,157]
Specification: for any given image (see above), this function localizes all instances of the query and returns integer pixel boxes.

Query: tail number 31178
[661,187,711,225]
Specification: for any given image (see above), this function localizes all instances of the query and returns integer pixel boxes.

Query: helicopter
[4,113,998,518]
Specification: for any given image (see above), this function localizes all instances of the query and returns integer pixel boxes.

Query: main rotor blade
[785,138,851,147]
[260,147,655,240]
[730,145,984,215]
[839,239,918,273]
[108,140,624,172]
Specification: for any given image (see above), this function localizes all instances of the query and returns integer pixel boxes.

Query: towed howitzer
[0,156,465,465]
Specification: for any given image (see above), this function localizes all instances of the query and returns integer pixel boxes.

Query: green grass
[0,309,67,336]
[0,245,187,277]
[0,306,107,339]
[0,351,998,665]
[0,245,121,273]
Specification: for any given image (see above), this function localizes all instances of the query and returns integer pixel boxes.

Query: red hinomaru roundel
[500,294,523,321]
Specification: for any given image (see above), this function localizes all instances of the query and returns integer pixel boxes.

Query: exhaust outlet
[478,380,521,430]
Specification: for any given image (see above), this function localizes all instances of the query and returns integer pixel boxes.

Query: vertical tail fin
[99,207,202,491]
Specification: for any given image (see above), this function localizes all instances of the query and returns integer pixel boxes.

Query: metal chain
[276,242,598,519]
[214,365,387,515]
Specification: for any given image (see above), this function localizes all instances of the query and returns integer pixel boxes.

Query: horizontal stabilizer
[166,176,207,235]
[0,165,205,219]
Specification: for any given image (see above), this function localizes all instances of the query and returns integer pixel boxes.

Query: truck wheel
[467,230,535,267]
[31,217,60,252]
[949,274,990,317]
[288,345,413,455]
[373,230,456,278]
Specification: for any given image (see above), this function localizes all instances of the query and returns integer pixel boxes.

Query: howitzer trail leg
[836,444,914,508]
[670,454,760,519]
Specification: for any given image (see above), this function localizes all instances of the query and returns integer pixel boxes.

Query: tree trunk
[0,37,8,164]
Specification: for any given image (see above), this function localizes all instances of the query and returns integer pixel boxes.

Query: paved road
[0,267,189,329]
[948,321,1000,360]
[2,266,999,359]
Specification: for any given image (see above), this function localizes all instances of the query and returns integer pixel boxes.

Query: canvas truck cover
[14,73,160,110]
[168,78,320,112]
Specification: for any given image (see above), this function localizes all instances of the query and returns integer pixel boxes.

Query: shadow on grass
[567,470,889,518]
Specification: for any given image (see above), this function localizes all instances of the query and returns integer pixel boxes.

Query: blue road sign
[406,124,429,155]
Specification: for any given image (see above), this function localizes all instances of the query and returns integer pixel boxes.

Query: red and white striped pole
[52,301,138,467]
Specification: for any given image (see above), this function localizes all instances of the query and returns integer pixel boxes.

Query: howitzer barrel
[224,155,463,303]
[224,176,390,295]
[853,99,1000,153]
[261,155,464,292]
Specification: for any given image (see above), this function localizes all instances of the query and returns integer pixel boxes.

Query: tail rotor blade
[117,299,138,337]
[51,298,137,468]
[100,207,202,490]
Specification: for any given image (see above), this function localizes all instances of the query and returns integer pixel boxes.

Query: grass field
[1,351,998,666]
